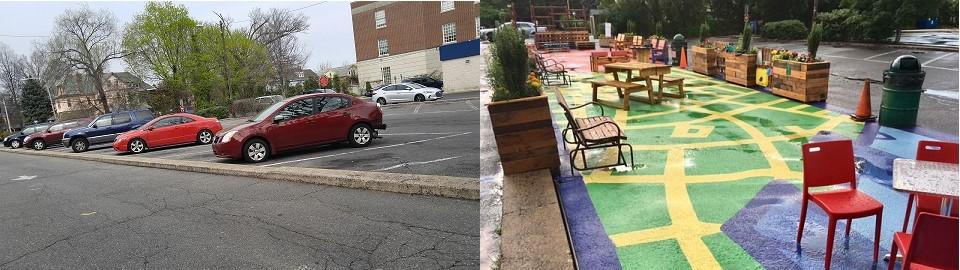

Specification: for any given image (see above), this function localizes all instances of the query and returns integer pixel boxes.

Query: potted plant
[722,23,758,87]
[692,23,720,76]
[769,23,831,102]
[486,26,560,175]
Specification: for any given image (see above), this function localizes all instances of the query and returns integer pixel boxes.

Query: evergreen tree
[19,79,53,123]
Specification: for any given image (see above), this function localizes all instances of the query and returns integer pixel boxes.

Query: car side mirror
[273,115,288,124]
[147,126,154,131]
[92,125,98,129]
[46,130,51,133]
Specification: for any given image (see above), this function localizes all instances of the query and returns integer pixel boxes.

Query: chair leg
[825,217,837,270]
[845,218,852,237]
[902,194,914,232]
[797,199,808,244]
[887,240,898,270]
[873,211,882,265]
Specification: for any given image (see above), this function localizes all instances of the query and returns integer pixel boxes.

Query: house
[266,69,318,93]
[321,64,360,93]
[53,72,150,120]
[350,1,480,92]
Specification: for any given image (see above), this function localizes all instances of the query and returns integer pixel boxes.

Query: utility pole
[811,0,818,25]
[0,93,10,133]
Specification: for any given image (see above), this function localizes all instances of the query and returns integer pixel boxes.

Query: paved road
[704,40,958,136]
[48,93,481,178]
[0,152,479,269]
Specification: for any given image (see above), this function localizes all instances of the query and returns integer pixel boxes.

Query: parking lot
[46,93,480,178]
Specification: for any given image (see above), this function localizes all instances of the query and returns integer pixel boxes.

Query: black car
[402,76,443,90]
[3,123,52,149]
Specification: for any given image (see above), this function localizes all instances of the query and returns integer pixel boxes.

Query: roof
[322,64,357,77]
[108,72,148,86]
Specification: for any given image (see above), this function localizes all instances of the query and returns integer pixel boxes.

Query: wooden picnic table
[597,62,672,110]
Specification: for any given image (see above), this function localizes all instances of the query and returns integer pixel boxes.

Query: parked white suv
[371,83,443,105]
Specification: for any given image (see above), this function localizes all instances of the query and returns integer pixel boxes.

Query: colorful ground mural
[544,59,957,269]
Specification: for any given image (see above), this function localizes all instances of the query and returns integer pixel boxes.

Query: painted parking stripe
[383,109,477,116]
[156,149,214,159]
[261,132,472,167]
[373,156,462,172]
[863,50,898,60]
[380,132,457,136]
[820,54,960,71]
[465,100,479,110]
[413,103,423,114]
[922,52,955,66]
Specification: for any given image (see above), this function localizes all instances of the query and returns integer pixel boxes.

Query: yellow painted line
[625,99,786,130]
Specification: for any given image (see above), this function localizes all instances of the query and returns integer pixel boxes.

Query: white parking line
[380,132,456,136]
[465,100,479,110]
[923,52,955,66]
[156,149,213,159]
[261,132,472,167]
[413,103,423,114]
[384,109,477,116]
[820,54,959,71]
[373,156,462,172]
[863,50,898,60]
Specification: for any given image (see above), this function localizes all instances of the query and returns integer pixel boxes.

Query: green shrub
[816,9,868,41]
[698,22,710,44]
[762,20,808,40]
[196,106,230,119]
[489,26,537,102]
[736,23,752,53]
[808,23,823,61]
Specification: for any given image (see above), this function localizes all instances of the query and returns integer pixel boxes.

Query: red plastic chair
[797,140,884,269]
[887,212,959,270]
[902,141,960,233]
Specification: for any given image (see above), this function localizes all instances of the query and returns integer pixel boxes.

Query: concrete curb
[379,96,480,108]
[0,148,479,200]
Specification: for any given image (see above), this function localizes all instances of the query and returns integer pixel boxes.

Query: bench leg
[592,84,599,102]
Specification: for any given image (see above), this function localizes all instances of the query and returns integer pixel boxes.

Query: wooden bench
[555,88,635,172]
[650,75,685,99]
[589,79,656,109]
[589,52,630,72]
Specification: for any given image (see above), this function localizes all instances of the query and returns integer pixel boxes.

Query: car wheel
[31,140,45,150]
[128,139,146,154]
[414,94,425,102]
[197,129,213,144]
[10,140,21,149]
[377,98,387,105]
[71,138,88,153]
[349,124,373,147]
[243,139,270,163]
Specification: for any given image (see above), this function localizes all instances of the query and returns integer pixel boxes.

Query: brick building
[350,1,480,92]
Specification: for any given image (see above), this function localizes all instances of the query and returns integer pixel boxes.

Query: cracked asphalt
[0,152,479,269]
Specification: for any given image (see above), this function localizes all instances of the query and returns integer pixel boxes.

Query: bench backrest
[611,51,630,58]
[554,88,587,142]
[615,34,625,42]
[632,36,643,45]
[591,51,609,58]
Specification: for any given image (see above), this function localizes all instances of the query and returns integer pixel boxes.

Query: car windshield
[249,100,287,122]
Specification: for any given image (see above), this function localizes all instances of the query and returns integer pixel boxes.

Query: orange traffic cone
[850,79,877,121]
[679,47,688,69]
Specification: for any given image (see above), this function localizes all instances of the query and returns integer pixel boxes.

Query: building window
[375,10,386,29]
[440,1,455,13]
[377,39,389,57]
[442,23,457,44]
[476,17,481,38]
[381,67,392,84]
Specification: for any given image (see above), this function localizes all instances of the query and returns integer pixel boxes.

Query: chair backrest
[611,51,630,57]
[915,140,960,217]
[632,36,643,45]
[801,140,857,190]
[616,34,625,42]
[554,88,585,142]
[591,51,609,58]
[906,213,959,269]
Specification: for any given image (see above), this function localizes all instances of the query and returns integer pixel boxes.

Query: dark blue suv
[63,109,155,152]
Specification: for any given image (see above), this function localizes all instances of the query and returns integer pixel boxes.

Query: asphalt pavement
[0,152,479,269]
[50,92,481,178]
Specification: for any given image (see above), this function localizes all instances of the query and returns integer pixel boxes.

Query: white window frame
[476,17,481,38]
[442,23,457,44]
[440,1,455,13]
[375,10,386,29]
[377,39,389,57]
[381,67,392,84]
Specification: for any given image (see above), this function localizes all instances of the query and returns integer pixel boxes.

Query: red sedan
[24,118,91,150]
[113,113,223,154]
[212,93,386,162]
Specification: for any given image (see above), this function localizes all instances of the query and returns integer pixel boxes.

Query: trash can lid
[889,55,923,73]
[672,34,685,42]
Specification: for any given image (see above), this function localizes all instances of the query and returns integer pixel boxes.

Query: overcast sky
[0,1,357,73]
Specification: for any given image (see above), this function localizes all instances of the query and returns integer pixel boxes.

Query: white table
[886,158,959,261]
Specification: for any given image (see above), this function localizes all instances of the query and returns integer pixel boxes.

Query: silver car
[371,83,443,105]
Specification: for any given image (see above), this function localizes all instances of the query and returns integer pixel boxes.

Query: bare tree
[0,42,27,104]
[49,5,130,113]
[246,8,310,94]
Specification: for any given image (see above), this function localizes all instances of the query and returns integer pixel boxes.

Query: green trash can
[879,55,926,128]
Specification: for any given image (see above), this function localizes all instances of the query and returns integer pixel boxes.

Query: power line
[0,34,48,38]
[230,1,327,23]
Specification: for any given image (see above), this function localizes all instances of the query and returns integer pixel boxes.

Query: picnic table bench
[590,62,673,110]
[555,88,635,172]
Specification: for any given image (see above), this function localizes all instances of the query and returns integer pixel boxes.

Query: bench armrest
[569,102,604,115]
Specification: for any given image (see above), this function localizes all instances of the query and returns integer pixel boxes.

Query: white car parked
[371,83,443,105]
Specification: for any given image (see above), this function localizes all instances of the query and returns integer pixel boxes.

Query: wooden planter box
[722,53,757,87]
[487,95,560,175]
[692,46,720,76]
[770,60,831,103]
[598,37,613,48]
